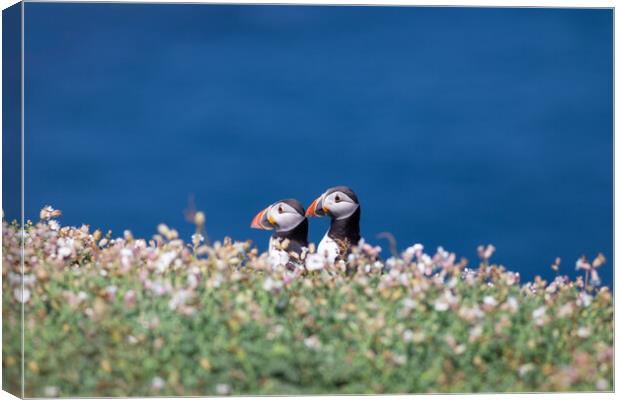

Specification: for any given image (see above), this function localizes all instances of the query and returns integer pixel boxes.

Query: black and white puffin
[251,199,309,266]
[305,186,361,263]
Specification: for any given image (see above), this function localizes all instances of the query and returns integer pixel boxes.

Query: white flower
[305,253,324,271]
[263,277,283,292]
[57,237,74,258]
[483,296,497,307]
[558,302,574,318]
[403,329,414,343]
[168,289,190,311]
[518,363,534,377]
[105,285,117,298]
[576,326,590,338]
[469,324,483,341]
[263,277,275,291]
[532,306,547,326]
[151,376,165,390]
[404,243,423,262]
[304,335,321,349]
[434,299,449,312]
[532,306,546,319]
[421,254,432,265]
[576,258,591,271]
[120,248,133,268]
[268,251,289,267]
[402,298,416,309]
[156,251,176,273]
[392,354,407,365]
[577,292,592,307]
[596,378,609,391]
[187,273,199,288]
[506,297,519,313]
[385,258,397,269]
[149,281,167,296]
[44,386,59,397]
[48,220,60,231]
[416,262,426,274]
[215,383,231,395]
[505,272,518,286]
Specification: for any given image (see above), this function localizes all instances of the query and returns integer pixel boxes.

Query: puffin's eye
[278,206,283,213]
[335,195,341,203]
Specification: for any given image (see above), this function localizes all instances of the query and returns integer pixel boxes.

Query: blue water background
[22,5,613,285]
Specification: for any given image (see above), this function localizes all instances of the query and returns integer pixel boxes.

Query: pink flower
[123,290,136,308]
[575,257,591,271]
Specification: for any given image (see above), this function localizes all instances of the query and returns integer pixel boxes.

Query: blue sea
[14,5,614,284]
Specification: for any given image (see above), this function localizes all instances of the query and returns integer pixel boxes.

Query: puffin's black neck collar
[272,218,309,253]
[328,206,361,245]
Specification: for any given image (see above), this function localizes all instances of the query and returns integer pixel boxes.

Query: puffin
[305,186,361,263]
[251,199,309,267]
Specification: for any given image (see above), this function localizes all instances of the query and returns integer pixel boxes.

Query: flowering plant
[2,208,613,396]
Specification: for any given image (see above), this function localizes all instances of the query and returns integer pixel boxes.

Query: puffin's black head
[251,198,307,232]
[306,186,360,220]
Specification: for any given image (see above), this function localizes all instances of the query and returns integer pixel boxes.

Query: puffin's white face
[321,190,359,220]
[266,202,305,232]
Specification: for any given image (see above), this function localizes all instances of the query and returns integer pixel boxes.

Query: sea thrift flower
[592,253,606,269]
[434,298,449,312]
[483,296,497,309]
[551,257,561,273]
[120,248,133,270]
[305,253,324,271]
[304,335,321,349]
[123,290,136,308]
[576,327,590,338]
[532,306,547,326]
[506,297,519,313]
[151,376,165,390]
[577,292,593,307]
[48,220,60,231]
[215,383,231,395]
[40,206,61,220]
[104,285,117,301]
[519,364,535,377]
[44,386,59,397]
[478,244,495,261]
[596,379,609,391]
[470,323,484,340]
[576,257,591,271]
[156,251,176,273]
[2,208,610,394]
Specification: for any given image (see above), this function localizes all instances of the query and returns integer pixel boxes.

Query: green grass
[2,210,613,396]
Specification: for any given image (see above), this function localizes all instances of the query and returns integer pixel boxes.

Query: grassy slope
[1,213,613,396]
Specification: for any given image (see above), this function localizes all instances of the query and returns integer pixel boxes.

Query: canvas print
[2,2,613,397]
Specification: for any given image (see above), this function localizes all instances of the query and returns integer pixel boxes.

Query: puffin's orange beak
[251,207,271,229]
[306,195,327,217]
